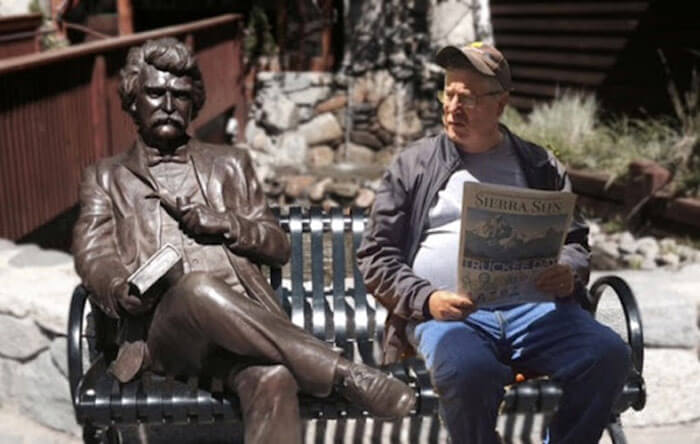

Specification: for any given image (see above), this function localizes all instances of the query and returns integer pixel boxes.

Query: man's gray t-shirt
[411,135,528,292]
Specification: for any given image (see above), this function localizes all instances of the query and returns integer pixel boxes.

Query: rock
[315,94,347,114]
[350,130,384,150]
[594,241,620,259]
[636,236,660,259]
[283,175,315,199]
[259,87,299,133]
[321,197,340,213]
[297,105,315,123]
[0,262,79,335]
[0,314,50,360]
[0,357,21,407]
[350,70,396,105]
[377,94,423,138]
[287,86,333,107]
[340,143,376,165]
[618,232,637,255]
[354,188,376,209]
[49,337,68,378]
[429,1,475,48]
[298,113,344,146]
[658,253,681,267]
[275,132,308,166]
[308,178,334,202]
[376,148,396,168]
[306,145,335,169]
[622,253,644,269]
[328,181,360,199]
[659,237,678,253]
[8,246,72,268]
[0,239,15,251]
[14,351,80,436]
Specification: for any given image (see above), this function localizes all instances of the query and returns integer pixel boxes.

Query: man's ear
[496,92,509,117]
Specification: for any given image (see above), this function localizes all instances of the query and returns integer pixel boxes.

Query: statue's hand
[177,198,231,236]
[111,278,147,315]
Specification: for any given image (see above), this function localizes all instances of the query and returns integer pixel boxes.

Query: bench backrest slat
[309,207,331,342]
[330,207,350,354]
[288,207,309,331]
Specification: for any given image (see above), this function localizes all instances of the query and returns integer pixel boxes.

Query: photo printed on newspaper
[458,182,576,307]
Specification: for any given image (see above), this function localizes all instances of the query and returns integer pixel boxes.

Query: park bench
[68,206,646,443]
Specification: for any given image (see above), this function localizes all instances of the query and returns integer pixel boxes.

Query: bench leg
[606,415,627,444]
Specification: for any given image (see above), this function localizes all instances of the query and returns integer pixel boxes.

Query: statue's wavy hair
[119,37,205,119]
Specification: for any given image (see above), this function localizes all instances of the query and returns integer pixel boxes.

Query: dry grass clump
[501,89,699,197]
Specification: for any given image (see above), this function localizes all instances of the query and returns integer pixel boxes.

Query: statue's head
[119,38,205,148]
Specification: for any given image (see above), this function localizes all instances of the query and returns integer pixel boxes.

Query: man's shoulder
[503,125,556,166]
[190,139,250,163]
[391,134,444,173]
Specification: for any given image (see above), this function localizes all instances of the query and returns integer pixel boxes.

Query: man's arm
[357,157,438,322]
[72,165,130,319]
[221,148,290,266]
[175,147,290,267]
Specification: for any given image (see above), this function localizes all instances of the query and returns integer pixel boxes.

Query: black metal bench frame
[68,206,646,443]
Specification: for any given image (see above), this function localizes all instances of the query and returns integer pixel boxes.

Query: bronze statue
[73,37,414,443]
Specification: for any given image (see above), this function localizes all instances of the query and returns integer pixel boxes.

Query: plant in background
[658,50,700,198]
[244,5,277,66]
[501,88,698,197]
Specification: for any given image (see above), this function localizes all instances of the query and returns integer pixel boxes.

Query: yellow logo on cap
[470,41,484,48]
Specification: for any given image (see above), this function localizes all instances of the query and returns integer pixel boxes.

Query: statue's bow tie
[146,152,188,166]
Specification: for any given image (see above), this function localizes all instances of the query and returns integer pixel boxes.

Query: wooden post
[117,0,134,35]
[50,0,66,38]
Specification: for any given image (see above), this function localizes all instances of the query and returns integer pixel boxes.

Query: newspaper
[457,182,576,307]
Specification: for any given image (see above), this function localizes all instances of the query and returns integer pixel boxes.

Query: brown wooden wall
[0,13,42,59]
[0,14,246,241]
[490,0,700,115]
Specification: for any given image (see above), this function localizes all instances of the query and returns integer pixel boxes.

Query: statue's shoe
[337,363,416,418]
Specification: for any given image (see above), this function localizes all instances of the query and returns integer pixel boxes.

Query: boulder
[377,94,423,138]
[0,314,50,360]
[315,94,348,114]
[307,145,335,169]
[258,87,300,132]
[339,143,376,165]
[13,351,79,436]
[287,86,333,107]
[350,130,384,150]
[298,113,344,146]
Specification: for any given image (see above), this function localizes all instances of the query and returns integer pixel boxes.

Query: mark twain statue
[73,37,414,443]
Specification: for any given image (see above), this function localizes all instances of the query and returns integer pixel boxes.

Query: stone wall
[243,1,494,208]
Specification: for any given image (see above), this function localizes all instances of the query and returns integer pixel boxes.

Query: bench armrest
[587,275,644,375]
[68,284,89,407]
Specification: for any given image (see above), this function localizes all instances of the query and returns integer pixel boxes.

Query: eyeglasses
[437,89,504,109]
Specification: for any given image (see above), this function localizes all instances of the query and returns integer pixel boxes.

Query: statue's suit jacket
[73,138,291,322]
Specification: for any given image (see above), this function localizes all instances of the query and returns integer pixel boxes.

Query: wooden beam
[117,0,134,35]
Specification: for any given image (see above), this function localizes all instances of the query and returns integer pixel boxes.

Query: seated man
[357,42,631,444]
[73,37,414,444]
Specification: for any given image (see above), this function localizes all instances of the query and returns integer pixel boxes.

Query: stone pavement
[0,239,698,443]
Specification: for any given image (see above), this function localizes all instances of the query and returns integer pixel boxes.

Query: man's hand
[428,290,476,321]
[177,197,232,237]
[535,264,574,298]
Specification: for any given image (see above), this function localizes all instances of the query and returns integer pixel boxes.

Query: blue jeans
[407,301,631,444]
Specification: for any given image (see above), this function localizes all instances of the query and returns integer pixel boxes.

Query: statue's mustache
[153,115,184,128]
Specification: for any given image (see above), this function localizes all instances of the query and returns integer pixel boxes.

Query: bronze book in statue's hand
[127,243,184,300]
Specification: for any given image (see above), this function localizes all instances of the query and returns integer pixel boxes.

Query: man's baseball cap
[436,41,512,92]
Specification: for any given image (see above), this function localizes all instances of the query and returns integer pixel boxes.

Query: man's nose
[163,92,174,112]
